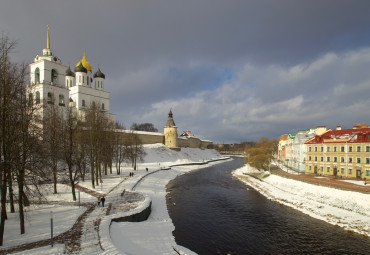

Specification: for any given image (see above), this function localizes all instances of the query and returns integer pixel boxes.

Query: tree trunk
[70,179,77,201]
[7,171,15,213]
[90,157,95,189]
[53,160,57,194]
[0,168,8,246]
[17,174,25,234]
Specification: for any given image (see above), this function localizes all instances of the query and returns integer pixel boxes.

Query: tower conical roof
[165,109,176,127]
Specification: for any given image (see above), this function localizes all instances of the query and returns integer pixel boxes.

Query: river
[167,157,370,255]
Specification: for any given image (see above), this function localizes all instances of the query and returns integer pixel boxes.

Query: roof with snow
[305,128,370,144]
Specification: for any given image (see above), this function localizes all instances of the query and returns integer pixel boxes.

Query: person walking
[101,196,106,207]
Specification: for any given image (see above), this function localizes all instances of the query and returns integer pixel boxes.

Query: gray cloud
[2,0,370,142]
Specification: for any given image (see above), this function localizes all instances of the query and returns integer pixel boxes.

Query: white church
[29,25,115,122]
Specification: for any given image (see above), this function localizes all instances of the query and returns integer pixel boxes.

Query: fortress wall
[113,129,212,148]
[114,129,164,145]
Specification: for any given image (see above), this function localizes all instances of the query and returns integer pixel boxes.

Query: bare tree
[84,102,114,188]
[130,122,158,132]
[61,106,79,200]
[125,131,146,170]
[112,123,127,175]
[0,34,44,243]
[43,97,64,194]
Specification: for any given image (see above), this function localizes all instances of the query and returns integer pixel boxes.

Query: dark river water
[166,157,370,255]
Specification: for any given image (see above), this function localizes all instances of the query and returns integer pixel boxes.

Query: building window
[79,75,81,83]
[359,135,363,140]
[102,103,105,110]
[83,76,84,84]
[87,77,89,85]
[36,91,40,104]
[315,147,318,152]
[366,158,370,164]
[327,147,330,152]
[327,157,330,162]
[334,157,337,162]
[35,67,40,84]
[59,94,65,106]
[334,146,337,152]
[357,146,361,152]
[309,147,312,152]
[349,146,352,152]
[321,157,324,162]
[309,166,311,170]
[321,147,324,152]
[341,146,345,152]
[366,170,370,176]
[348,169,352,174]
[366,146,370,152]
[28,93,33,106]
[82,99,86,107]
[51,69,58,84]
[314,156,317,161]
[349,157,353,163]
[357,158,361,164]
[47,92,53,104]
[341,157,345,163]
[341,168,345,174]
[309,156,312,161]
[321,167,324,172]
[327,167,330,173]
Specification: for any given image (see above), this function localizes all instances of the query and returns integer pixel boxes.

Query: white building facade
[28,25,115,122]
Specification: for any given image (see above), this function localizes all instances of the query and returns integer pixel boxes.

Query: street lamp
[50,211,54,247]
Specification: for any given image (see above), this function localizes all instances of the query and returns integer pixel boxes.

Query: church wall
[69,85,110,112]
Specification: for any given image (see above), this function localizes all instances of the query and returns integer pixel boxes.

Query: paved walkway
[271,168,370,193]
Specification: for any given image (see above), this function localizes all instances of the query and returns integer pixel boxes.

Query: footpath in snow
[2,143,227,255]
[233,164,370,237]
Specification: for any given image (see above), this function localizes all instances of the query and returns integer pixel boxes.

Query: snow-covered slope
[233,165,370,237]
[142,143,221,164]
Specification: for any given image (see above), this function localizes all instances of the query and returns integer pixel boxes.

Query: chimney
[316,126,327,136]
[336,126,342,130]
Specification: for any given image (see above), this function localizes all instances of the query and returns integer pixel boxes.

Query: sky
[2,0,370,143]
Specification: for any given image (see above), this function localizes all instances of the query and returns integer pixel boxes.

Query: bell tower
[28,25,69,121]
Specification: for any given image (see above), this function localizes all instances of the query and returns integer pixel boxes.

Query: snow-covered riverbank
[2,144,226,254]
[233,164,370,237]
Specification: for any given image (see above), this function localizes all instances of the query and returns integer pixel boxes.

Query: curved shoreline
[99,157,231,255]
[233,165,370,238]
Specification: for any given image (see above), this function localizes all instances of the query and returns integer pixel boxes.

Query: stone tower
[164,109,178,149]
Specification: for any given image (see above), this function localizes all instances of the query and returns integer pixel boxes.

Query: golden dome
[76,50,92,72]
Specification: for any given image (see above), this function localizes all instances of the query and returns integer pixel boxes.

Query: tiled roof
[305,128,370,144]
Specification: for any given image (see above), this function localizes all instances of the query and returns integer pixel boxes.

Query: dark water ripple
[167,157,370,255]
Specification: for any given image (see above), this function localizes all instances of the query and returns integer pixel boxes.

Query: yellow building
[305,126,370,180]
[164,109,179,149]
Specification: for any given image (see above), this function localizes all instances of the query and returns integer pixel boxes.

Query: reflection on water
[167,158,370,255]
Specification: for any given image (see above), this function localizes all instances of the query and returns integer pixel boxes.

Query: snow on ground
[41,184,96,202]
[233,164,370,237]
[1,204,86,249]
[340,179,368,186]
[110,162,224,255]
[3,143,224,254]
